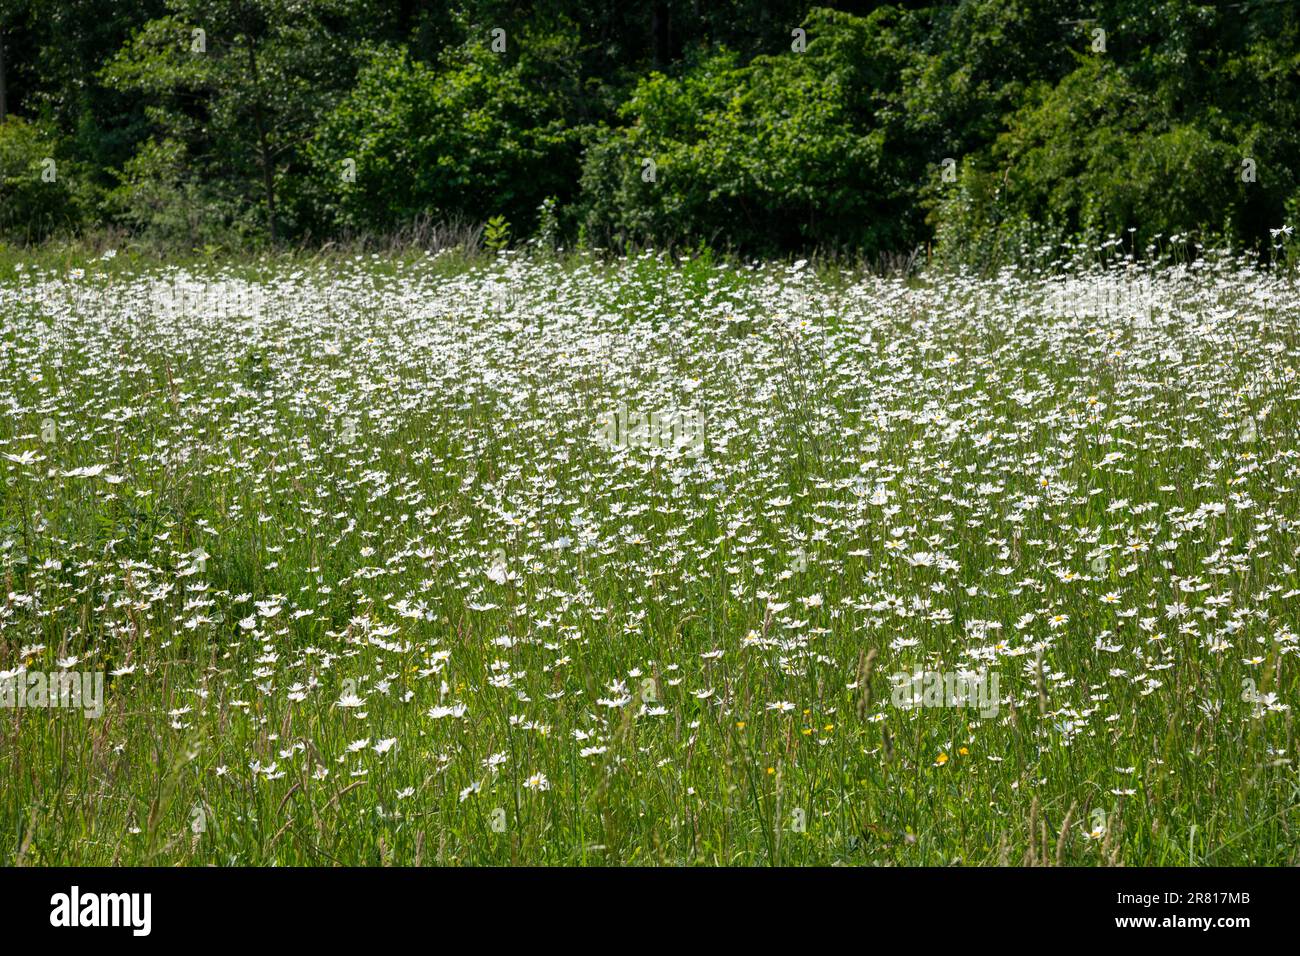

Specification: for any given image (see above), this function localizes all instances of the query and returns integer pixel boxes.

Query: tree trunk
[243,37,278,243]
[0,28,8,121]
[651,1,670,68]
[254,110,277,243]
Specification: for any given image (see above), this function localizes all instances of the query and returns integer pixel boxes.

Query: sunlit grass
[1,249,1298,865]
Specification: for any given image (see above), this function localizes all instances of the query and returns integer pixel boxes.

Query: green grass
[1,249,1298,865]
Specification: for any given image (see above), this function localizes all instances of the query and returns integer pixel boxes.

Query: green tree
[578,7,921,255]
[0,115,82,240]
[306,36,581,235]
[103,0,361,243]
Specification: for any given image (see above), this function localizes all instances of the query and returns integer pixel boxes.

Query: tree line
[1,1,1297,265]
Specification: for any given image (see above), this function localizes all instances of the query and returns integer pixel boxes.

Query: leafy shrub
[0,117,83,242]
[305,42,581,235]
[105,136,260,250]
[931,58,1269,262]
[578,9,921,257]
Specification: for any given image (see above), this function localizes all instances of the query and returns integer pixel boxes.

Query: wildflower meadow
[2,248,1297,866]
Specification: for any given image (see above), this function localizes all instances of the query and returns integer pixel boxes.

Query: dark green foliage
[578,8,925,256]
[931,2,1300,263]
[0,0,1296,261]
[304,39,580,235]
[0,116,83,241]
